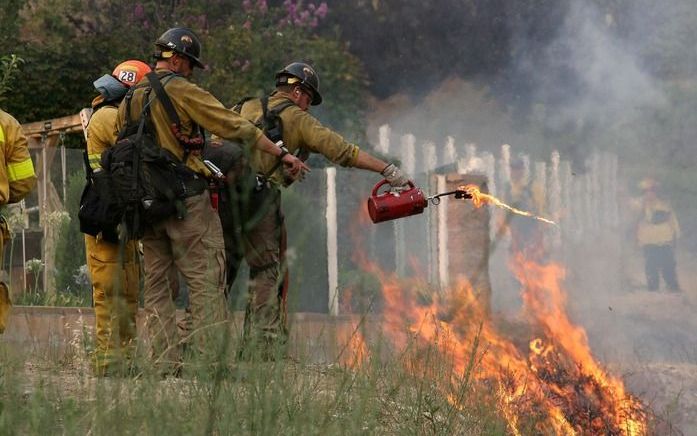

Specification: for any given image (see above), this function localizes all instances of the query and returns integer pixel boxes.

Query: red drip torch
[367,180,471,224]
[203,159,226,212]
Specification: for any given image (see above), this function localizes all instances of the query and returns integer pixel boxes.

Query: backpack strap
[147,71,181,128]
[259,97,298,179]
[232,96,254,113]
[146,72,204,161]
[82,150,93,180]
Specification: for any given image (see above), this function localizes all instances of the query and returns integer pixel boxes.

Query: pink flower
[315,2,328,19]
[257,0,268,13]
[243,20,252,30]
[242,0,253,13]
[134,3,145,19]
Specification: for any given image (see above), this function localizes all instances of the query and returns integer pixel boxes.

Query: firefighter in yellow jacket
[0,109,37,333]
[84,60,151,375]
[116,28,308,372]
[636,178,681,292]
[228,62,410,359]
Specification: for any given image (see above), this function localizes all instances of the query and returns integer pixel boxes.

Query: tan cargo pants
[85,235,139,375]
[240,185,289,358]
[142,192,227,371]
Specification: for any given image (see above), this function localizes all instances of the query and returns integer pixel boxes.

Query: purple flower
[257,0,268,13]
[134,3,145,19]
[315,2,328,19]
[242,0,253,13]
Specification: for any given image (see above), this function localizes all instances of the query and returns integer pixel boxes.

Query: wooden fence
[8,118,622,315]
[321,124,622,314]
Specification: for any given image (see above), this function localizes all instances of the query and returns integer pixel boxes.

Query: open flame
[459,183,558,226]
[338,201,647,434]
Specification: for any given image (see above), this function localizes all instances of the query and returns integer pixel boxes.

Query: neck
[155,60,173,71]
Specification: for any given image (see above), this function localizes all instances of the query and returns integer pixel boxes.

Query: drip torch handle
[372,179,415,196]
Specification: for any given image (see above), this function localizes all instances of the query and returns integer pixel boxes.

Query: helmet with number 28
[112,60,151,87]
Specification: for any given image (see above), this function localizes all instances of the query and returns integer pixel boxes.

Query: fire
[342,206,647,434]
[336,321,369,369]
[458,184,558,226]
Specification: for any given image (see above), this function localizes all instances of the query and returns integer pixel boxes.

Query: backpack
[78,104,123,243]
[100,72,207,240]
[233,95,296,179]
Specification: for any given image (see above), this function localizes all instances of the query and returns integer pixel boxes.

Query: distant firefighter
[635,178,681,292]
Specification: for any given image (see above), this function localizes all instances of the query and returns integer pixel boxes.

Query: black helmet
[155,27,205,69]
[275,62,322,105]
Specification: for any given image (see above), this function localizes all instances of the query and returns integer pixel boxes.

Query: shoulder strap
[261,97,299,179]
[146,71,181,128]
[82,150,93,179]
[232,96,254,113]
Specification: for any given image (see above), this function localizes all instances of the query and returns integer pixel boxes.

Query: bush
[53,171,90,304]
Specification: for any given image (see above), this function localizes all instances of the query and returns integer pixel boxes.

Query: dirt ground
[8,247,697,434]
[580,249,697,435]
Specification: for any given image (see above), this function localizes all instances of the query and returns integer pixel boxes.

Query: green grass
[0,328,517,436]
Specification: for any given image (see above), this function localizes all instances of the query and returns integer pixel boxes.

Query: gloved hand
[280,142,310,181]
[381,163,410,188]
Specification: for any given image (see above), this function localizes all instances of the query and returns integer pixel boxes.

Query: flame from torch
[458,184,558,226]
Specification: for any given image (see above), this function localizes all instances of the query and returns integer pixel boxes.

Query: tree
[2,0,367,141]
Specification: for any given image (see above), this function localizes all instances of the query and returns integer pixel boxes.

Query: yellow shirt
[637,198,679,246]
[116,69,263,176]
[0,109,37,204]
[86,96,118,170]
[239,94,359,186]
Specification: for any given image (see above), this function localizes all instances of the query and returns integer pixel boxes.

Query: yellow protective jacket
[0,109,37,204]
[116,69,263,176]
[636,198,679,246]
[239,94,360,186]
[86,96,118,170]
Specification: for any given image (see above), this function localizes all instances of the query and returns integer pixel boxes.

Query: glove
[381,163,410,188]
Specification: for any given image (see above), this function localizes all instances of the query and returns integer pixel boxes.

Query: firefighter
[116,28,308,374]
[84,59,151,375]
[0,109,37,334]
[636,178,681,292]
[225,62,410,359]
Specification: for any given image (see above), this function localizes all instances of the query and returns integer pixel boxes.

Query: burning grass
[0,192,652,435]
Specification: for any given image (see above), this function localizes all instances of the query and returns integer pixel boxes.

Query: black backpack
[100,72,207,240]
[233,95,297,179]
[78,113,121,243]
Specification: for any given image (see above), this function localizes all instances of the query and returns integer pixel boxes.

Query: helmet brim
[187,55,206,69]
[310,92,322,106]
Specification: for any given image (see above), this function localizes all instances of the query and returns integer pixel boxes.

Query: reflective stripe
[0,125,4,143]
[88,153,102,170]
[7,158,35,182]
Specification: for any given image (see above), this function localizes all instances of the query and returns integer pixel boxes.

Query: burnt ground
[573,250,697,435]
[489,244,697,435]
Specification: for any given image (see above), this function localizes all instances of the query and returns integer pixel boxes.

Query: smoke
[360,0,697,370]
[525,3,666,137]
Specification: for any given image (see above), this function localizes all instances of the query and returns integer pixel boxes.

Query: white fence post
[444,136,457,166]
[326,167,339,316]
[424,142,437,283]
[436,175,449,290]
[394,134,416,276]
[378,124,391,156]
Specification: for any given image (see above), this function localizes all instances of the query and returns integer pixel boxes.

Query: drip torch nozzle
[426,188,472,205]
[455,187,473,199]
